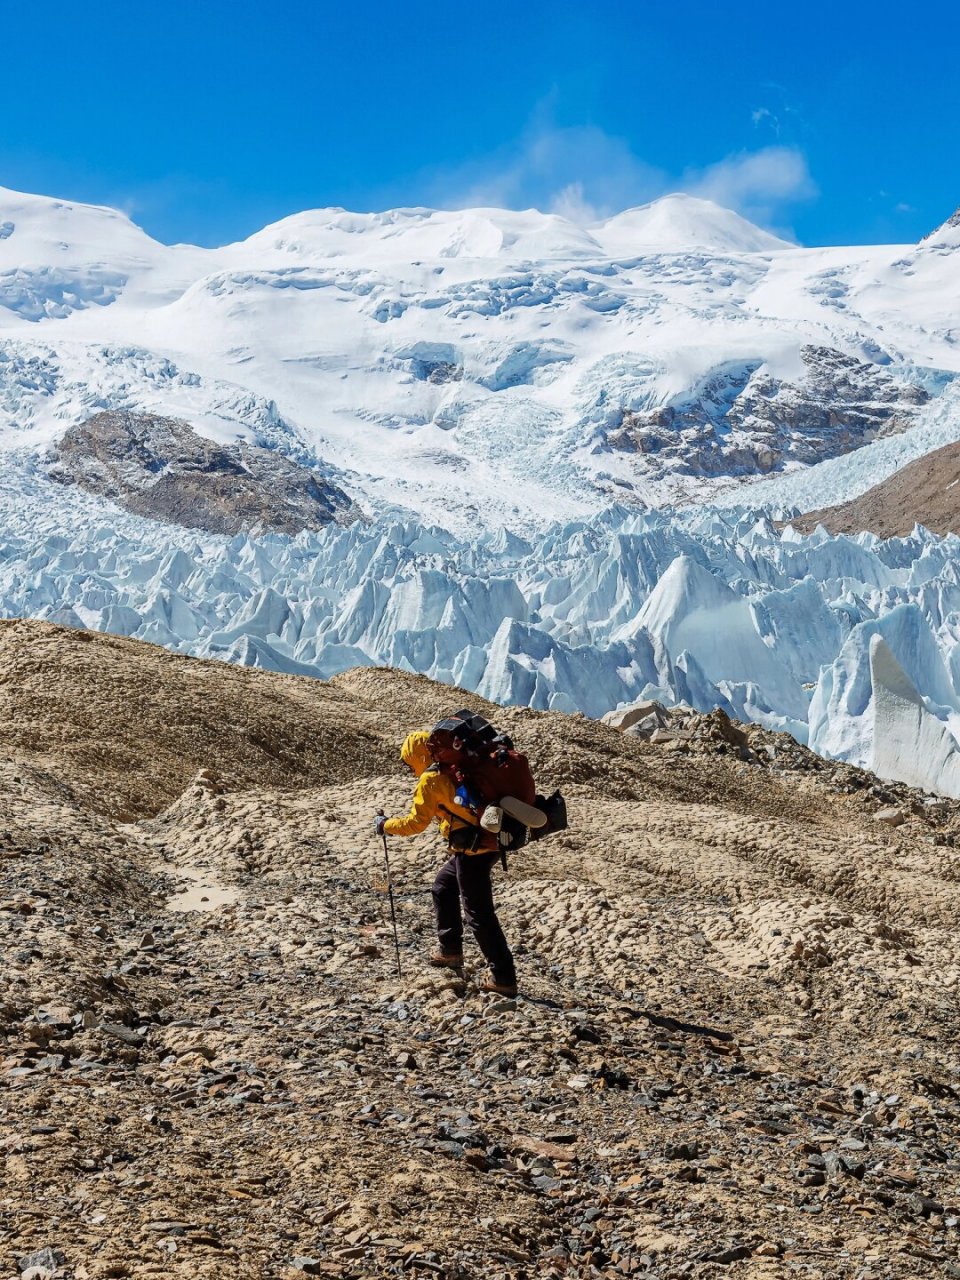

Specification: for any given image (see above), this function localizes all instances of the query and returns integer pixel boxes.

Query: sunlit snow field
[2,185,959,530]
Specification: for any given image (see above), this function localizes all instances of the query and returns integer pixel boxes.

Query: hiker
[375,730,518,997]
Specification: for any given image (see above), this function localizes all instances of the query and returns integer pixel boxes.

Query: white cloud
[438,123,664,222]
[548,181,598,224]
[684,147,818,230]
[425,123,817,239]
[751,106,780,133]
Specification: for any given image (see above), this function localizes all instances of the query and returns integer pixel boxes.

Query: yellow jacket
[383,731,497,853]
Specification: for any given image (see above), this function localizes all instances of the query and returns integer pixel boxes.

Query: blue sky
[1,0,957,247]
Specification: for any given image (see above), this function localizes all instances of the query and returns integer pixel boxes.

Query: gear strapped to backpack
[428,708,568,854]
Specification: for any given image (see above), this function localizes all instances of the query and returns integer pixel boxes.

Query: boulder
[602,700,670,735]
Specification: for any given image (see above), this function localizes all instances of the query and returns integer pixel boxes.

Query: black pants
[432,852,516,985]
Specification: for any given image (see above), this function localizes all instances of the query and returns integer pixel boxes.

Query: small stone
[566,1074,592,1091]
[17,1247,66,1275]
[396,1052,416,1070]
[100,1022,145,1047]
[512,1135,578,1162]
[845,1235,871,1252]
[873,807,905,826]
[665,1141,700,1160]
[290,1260,324,1276]
[909,1194,945,1218]
[531,1174,561,1192]
[702,1245,752,1265]
[435,1140,464,1158]
[37,1004,74,1027]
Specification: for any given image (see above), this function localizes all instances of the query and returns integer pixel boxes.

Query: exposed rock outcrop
[47,409,355,535]
[602,345,929,480]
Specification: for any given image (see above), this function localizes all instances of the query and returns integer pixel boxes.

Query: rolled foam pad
[501,795,548,828]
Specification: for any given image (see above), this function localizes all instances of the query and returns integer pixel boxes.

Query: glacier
[2,184,960,797]
[1,184,960,530]
[4,453,960,797]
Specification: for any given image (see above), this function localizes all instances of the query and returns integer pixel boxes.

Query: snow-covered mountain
[1,184,959,529]
[3,184,960,798]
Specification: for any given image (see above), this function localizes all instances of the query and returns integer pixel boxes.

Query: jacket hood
[400,731,434,777]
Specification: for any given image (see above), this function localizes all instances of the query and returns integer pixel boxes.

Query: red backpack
[427,709,547,853]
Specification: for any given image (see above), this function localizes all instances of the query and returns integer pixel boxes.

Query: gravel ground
[2,626,960,1279]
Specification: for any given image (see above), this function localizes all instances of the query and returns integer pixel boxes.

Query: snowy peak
[0,185,190,323]
[0,182,957,527]
[233,204,605,264]
[920,205,960,249]
[0,184,164,267]
[594,194,793,256]
[0,183,789,269]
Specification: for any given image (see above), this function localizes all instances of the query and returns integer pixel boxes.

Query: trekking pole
[377,809,402,978]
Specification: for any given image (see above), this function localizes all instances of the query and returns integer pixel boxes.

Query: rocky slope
[602,345,929,482]
[789,440,960,537]
[46,411,353,536]
[2,623,960,1278]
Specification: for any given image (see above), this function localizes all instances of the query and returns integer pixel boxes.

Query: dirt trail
[2,626,960,1278]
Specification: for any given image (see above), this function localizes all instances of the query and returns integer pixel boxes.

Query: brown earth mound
[2,625,960,1278]
[0,620,394,819]
[789,440,960,537]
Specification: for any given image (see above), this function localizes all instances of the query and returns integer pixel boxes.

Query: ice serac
[870,635,960,798]
[5,440,960,792]
[809,602,960,772]
[632,554,807,724]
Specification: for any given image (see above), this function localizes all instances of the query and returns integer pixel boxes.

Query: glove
[374,815,387,836]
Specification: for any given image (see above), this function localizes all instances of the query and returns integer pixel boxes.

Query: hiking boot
[481,978,518,997]
[429,949,464,969]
